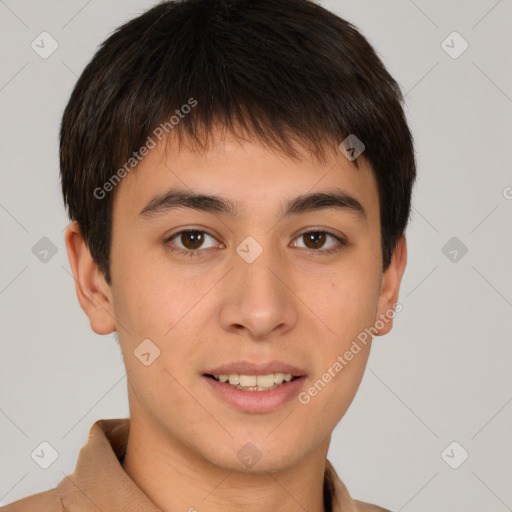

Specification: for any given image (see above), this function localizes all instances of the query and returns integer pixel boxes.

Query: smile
[206,373,299,391]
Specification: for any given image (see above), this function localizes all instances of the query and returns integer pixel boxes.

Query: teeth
[213,372,295,390]
[228,374,240,385]
[239,375,257,387]
[256,374,275,387]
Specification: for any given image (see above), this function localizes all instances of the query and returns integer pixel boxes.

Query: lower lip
[203,375,306,413]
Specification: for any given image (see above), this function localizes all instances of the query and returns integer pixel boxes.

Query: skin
[65,128,407,512]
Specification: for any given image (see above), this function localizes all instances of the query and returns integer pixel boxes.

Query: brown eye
[178,230,205,250]
[302,231,327,250]
[291,230,345,253]
[167,230,219,253]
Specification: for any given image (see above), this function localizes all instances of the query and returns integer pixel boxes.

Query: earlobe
[64,221,117,335]
[374,235,407,337]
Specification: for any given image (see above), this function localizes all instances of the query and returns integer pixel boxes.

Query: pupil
[183,231,204,249]
[305,232,325,249]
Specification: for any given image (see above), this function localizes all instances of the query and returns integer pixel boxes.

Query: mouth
[202,361,307,412]
[204,372,301,392]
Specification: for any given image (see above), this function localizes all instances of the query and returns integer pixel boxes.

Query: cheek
[110,244,180,332]
[112,260,218,373]
[317,354,370,428]
[312,260,381,341]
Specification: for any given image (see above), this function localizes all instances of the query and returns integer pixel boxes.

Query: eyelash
[165,229,346,258]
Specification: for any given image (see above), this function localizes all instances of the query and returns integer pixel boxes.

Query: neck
[121,412,330,512]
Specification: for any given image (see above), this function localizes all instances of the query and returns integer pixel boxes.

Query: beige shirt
[1,419,391,512]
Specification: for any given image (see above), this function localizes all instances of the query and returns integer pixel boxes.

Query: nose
[218,243,299,341]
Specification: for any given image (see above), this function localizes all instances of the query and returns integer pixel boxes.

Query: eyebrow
[139,187,366,221]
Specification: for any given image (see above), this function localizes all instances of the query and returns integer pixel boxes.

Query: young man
[2,0,415,510]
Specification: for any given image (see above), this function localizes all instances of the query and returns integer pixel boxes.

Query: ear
[374,235,407,336]
[64,221,117,335]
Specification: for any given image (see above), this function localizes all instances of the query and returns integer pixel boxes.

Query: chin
[208,434,307,474]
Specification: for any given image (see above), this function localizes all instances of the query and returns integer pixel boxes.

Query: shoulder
[353,498,393,512]
[0,488,63,512]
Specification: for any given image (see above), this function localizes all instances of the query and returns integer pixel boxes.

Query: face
[70,129,406,473]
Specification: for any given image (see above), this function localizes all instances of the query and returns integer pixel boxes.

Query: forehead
[112,130,380,225]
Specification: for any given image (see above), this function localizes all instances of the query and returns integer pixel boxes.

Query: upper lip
[205,361,306,377]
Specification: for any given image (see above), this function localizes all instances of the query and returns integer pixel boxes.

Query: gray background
[0,0,510,510]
